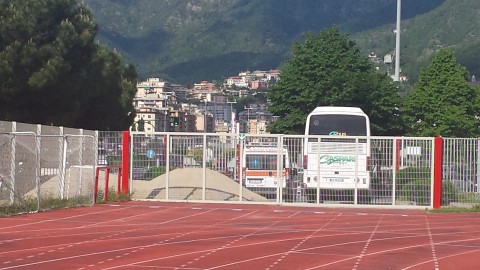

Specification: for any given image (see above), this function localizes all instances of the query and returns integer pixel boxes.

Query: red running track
[1,201,479,270]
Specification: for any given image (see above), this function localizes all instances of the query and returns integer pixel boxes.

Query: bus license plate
[249,180,263,184]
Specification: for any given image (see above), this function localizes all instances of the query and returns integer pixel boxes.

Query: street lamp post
[204,99,208,133]
[394,0,401,81]
[227,99,237,133]
[163,94,168,132]
[244,106,252,133]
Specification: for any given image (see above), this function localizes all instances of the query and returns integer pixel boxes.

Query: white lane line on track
[4,227,475,270]
[401,248,480,270]
[2,207,476,270]
[79,206,173,228]
[303,235,480,270]
[425,216,440,270]
[174,209,268,269]
[82,208,229,269]
[352,215,383,270]
[96,227,480,270]
[0,206,137,230]
[0,206,175,268]
[265,213,342,270]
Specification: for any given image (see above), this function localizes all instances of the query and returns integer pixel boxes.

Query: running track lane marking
[80,208,223,269]
[351,215,383,270]
[16,230,473,270]
[1,206,175,265]
[176,209,282,269]
[401,249,480,269]
[425,215,439,270]
[265,212,342,270]
[0,206,137,230]
[302,236,480,270]
[0,208,222,270]
[79,206,174,228]
[1,207,213,269]
[4,215,479,270]
[80,207,261,269]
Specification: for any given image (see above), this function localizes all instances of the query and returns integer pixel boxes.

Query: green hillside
[354,0,480,82]
[85,0,452,83]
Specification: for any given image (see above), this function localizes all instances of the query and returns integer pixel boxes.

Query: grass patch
[1,191,131,217]
[455,192,480,203]
[0,199,37,217]
[429,204,480,213]
[40,196,92,210]
[95,190,130,204]
[0,195,97,217]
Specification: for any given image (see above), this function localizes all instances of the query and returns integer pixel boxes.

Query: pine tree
[0,0,136,130]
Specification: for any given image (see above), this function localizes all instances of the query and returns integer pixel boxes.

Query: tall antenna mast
[394,0,401,81]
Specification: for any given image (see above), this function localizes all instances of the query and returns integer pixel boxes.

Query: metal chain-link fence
[1,129,96,214]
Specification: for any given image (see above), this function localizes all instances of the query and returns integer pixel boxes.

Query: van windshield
[245,154,286,170]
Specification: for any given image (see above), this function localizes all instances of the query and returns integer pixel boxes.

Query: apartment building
[135,78,174,98]
[171,83,189,100]
[225,76,249,88]
[238,108,273,134]
[195,112,215,133]
[133,107,169,133]
[133,69,278,134]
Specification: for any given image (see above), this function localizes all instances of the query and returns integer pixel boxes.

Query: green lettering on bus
[319,155,356,165]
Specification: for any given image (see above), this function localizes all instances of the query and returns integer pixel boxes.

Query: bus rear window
[308,115,367,136]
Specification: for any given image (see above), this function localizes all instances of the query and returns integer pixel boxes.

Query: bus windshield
[308,115,367,136]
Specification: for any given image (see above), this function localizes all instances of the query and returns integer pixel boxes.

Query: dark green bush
[398,179,430,205]
[441,180,459,205]
[396,166,431,186]
[395,167,459,205]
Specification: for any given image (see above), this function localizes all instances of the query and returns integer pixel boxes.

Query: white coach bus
[303,106,371,190]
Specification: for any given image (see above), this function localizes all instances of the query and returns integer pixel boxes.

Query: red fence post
[103,167,110,202]
[94,167,100,203]
[121,131,130,197]
[117,167,122,199]
[433,136,443,209]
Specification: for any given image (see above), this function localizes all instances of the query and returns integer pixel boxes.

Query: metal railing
[2,119,478,212]
[118,132,478,208]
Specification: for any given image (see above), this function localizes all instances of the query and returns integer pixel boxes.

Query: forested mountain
[84,0,478,84]
[353,0,480,82]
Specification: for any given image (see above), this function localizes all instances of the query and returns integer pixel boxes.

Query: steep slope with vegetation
[353,0,480,81]
[85,0,445,83]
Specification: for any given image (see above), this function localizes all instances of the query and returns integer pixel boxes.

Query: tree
[267,26,403,135]
[0,0,136,130]
[402,49,480,137]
